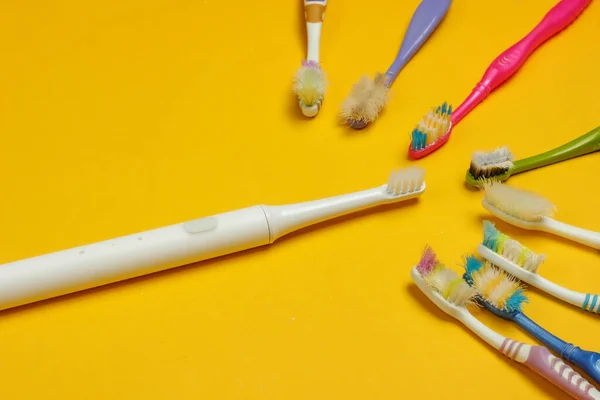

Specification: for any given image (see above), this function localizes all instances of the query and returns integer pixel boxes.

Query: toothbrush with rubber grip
[411,265,600,399]
[408,0,592,159]
[512,313,600,385]
[452,0,592,126]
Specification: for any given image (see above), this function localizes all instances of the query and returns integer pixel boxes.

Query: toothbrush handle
[514,313,600,385]
[451,0,592,125]
[305,0,328,62]
[542,218,600,250]
[512,126,600,175]
[523,345,600,399]
[0,206,272,311]
[384,0,452,85]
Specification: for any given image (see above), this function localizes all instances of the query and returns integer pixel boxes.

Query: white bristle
[425,267,476,308]
[481,180,556,222]
[503,239,545,273]
[470,147,514,177]
[386,167,425,195]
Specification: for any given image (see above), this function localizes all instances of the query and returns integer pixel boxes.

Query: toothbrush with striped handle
[411,250,600,399]
[478,220,600,314]
[464,255,600,385]
[408,0,593,159]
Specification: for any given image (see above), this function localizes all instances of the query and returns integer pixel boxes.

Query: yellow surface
[0,1,599,399]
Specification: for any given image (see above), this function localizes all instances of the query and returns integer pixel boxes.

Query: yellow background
[0,1,599,398]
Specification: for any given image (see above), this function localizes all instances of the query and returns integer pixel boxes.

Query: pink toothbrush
[408,0,593,159]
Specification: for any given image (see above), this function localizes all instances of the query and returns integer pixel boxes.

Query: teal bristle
[448,105,452,115]
[441,102,447,114]
[411,128,427,150]
[463,255,484,285]
[482,220,501,251]
[505,288,528,313]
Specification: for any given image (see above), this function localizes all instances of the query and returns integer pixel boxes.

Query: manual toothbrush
[464,255,600,385]
[293,0,328,117]
[408,0,592,159]
[340,0,452,129]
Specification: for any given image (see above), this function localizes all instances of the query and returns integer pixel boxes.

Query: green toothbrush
[466,125,600,187]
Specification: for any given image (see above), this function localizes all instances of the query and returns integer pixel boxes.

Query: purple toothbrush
[340,0,452,129]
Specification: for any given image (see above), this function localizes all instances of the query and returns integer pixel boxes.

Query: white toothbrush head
[385,166,426,197]
[293,61,326,117]
[480,180,556,229]
[411,246,478,319]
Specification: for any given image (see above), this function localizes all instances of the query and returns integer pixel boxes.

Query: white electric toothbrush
[0,167,426,311]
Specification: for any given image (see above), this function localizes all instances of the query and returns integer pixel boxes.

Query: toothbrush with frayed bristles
[293,0,328,117]
[477,220,600,314]
[480,180,600,249]
[463,255,600,385]
[0,167,426,312]
[411,246,600,399]
[339,0,452,129]
[466,125,600,186]
[407,0,592,159]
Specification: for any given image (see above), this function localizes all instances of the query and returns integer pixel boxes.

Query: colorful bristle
[416,246,477,308]
[293,61,326,111]
[464,256,528,313]
[416,245,439,276]
[482,220,545,273]
[410,102,452,151]
[480,179,557,222]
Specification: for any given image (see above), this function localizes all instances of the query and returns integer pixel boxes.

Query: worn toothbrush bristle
[469,147,514,179]
[480,179,557,223]
[416,246,477,308]
[482,220,546,273]
[340,73,390,126]
[410,101,452,151]
[464,257,528,313]
[293,61,326,115]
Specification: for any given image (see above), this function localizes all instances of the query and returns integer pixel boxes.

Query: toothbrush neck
[513,312,571,356]
[450,83,491,126]
[262,186,409,242]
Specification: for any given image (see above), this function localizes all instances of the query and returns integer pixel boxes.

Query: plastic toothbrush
[0,167,425,312]
[293,0,328,117]
[478,220,600,314]
[464,255,600,385]
[480,179,600,250]
[411,246,600,399]
[408,0,593,159]
[466,125,600,186]
[340,0,452,129]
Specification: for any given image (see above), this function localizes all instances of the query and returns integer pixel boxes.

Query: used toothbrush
[466,125,600,186]
[339,0,452,129]
[293,0,328,117]
[411,246,600,399]
[464,255,600,385]
[478,220,600,314]
[408,0,592,159]
[0,167,426,311]
[480,179,600,249]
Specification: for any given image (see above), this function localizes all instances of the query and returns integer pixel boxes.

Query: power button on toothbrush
[183,217,218,234]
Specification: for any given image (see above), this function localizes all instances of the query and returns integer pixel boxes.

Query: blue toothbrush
[463,255,600,386]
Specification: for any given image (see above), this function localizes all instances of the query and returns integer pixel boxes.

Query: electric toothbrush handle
[0,206,272,311]
[513,313,600,385]
[542,218,600,250]
[384,0,452,85]
[523,345,600,399]
[305,0,328,62]
[512,125,600,175]
[451,0,592,125]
